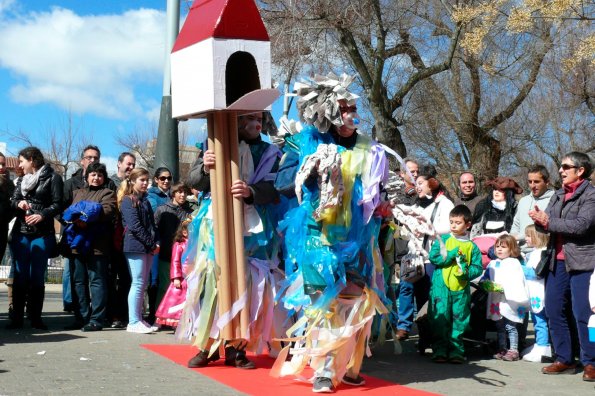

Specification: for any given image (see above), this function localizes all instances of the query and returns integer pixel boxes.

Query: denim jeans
[9,233,54,323]
[545,260,595,365]
[496,317,519,351]
[125,252,152,325]
[72,255,108,326]
[531,311,550,347]
[62,258,73,308]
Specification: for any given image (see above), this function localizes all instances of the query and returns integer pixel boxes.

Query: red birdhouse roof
[172,0,270,53]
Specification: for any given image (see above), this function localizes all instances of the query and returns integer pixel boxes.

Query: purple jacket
[545,180,595,272]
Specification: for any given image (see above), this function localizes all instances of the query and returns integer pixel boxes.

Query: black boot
[147,284,158,324]
[28,286,48,330]
[188,349,220,368]
[225,344,255,369]
[7,281,26,329]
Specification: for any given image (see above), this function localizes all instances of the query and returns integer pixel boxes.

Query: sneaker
[493,350,507,360]
[188,349,220,368]
[341,374,366,386]
[81,323,103,332]
[449,356,466,364]
[502,350,520,361]
[432,355,448,363]
[142,320,160,332]
[313,377,335,393]
[523,345,551,362]
[126,321,154,334]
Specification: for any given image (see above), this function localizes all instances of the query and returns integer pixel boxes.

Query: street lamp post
[155,0,180,180]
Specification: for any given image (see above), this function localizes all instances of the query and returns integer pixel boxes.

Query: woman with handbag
[8,146,63,330]
[529,151,595,380]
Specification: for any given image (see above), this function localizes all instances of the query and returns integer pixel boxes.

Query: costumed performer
[179,112,282,370]
[270,73,391,393]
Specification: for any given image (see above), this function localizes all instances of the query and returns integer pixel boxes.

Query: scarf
[21,164,46,195]
[491,199,506,211]
[563,179,584,201]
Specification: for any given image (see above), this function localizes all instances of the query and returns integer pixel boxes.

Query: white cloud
[0,7,166,119]
[0,0,15,14]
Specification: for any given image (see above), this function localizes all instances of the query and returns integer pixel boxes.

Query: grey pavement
[0,283,593,395]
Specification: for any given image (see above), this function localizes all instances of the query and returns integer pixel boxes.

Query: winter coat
[147,186,170,212]
[121,193,158,254]
[0,176,15,226]
[544,181,595,272]
[154,201,192,262]
[63,168,116,207]
[63,186,116,255]
[11,165,63,236]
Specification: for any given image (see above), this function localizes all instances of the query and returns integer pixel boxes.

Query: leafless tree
[3,110,90,177]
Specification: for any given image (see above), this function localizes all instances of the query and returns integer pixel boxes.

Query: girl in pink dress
[155,221,190,328]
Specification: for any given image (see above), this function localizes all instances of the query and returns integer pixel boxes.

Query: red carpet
[142,344,439,395]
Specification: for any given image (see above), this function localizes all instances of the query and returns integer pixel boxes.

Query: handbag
[400,201,440,283]
[400,253,426,283]
[534,247,553,278]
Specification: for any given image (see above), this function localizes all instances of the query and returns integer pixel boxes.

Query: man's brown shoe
[541,361,577,375]
[583,364,595,381]
[396,329,409,341]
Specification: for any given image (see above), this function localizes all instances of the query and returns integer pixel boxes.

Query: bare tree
[261,0,462,158]
[3,110,89,177]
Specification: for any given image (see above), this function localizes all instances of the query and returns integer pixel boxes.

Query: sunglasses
[340,106,357,113]
[560,164,578,171]
[158,176,172,181]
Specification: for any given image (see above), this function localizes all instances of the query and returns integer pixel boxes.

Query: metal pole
[155,0,180,180]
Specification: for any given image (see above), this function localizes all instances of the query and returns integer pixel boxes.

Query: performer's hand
[203,150,216,173]
[25,213,43,225]
[152,244,160,255]
[231,179,251,199]
[173,278,182,289]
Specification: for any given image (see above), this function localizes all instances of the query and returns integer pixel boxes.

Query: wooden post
[227,112,249,340]
[213,111,233,340]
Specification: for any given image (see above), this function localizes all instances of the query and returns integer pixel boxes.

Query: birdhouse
[170,0,277,119]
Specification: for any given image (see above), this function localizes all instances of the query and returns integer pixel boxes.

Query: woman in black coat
[9,146,63,330]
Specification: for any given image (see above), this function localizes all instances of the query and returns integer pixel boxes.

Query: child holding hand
[481,234,529,362]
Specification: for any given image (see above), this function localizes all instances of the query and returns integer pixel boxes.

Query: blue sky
[0,0,290,173]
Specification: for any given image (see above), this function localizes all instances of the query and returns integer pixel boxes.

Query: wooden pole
[213,111,233,340]
[227,112,249,340]
[221,113,241,339]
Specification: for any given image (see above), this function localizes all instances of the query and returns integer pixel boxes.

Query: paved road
[0,283,593,395]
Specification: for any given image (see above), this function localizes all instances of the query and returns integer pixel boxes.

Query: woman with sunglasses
[529,151,595,380]
[146,167,172,323]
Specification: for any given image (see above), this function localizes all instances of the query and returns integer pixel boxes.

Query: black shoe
[82,323,103,332]
[31,320,48,330]
[188,349,220,368]
[64,321,85,330]
[111,320,126,329]
[224,346,255,369]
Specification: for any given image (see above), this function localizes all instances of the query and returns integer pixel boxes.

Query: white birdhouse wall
[171,38,271,119]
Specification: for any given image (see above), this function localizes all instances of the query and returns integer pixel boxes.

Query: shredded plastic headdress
[293,73,359,132]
